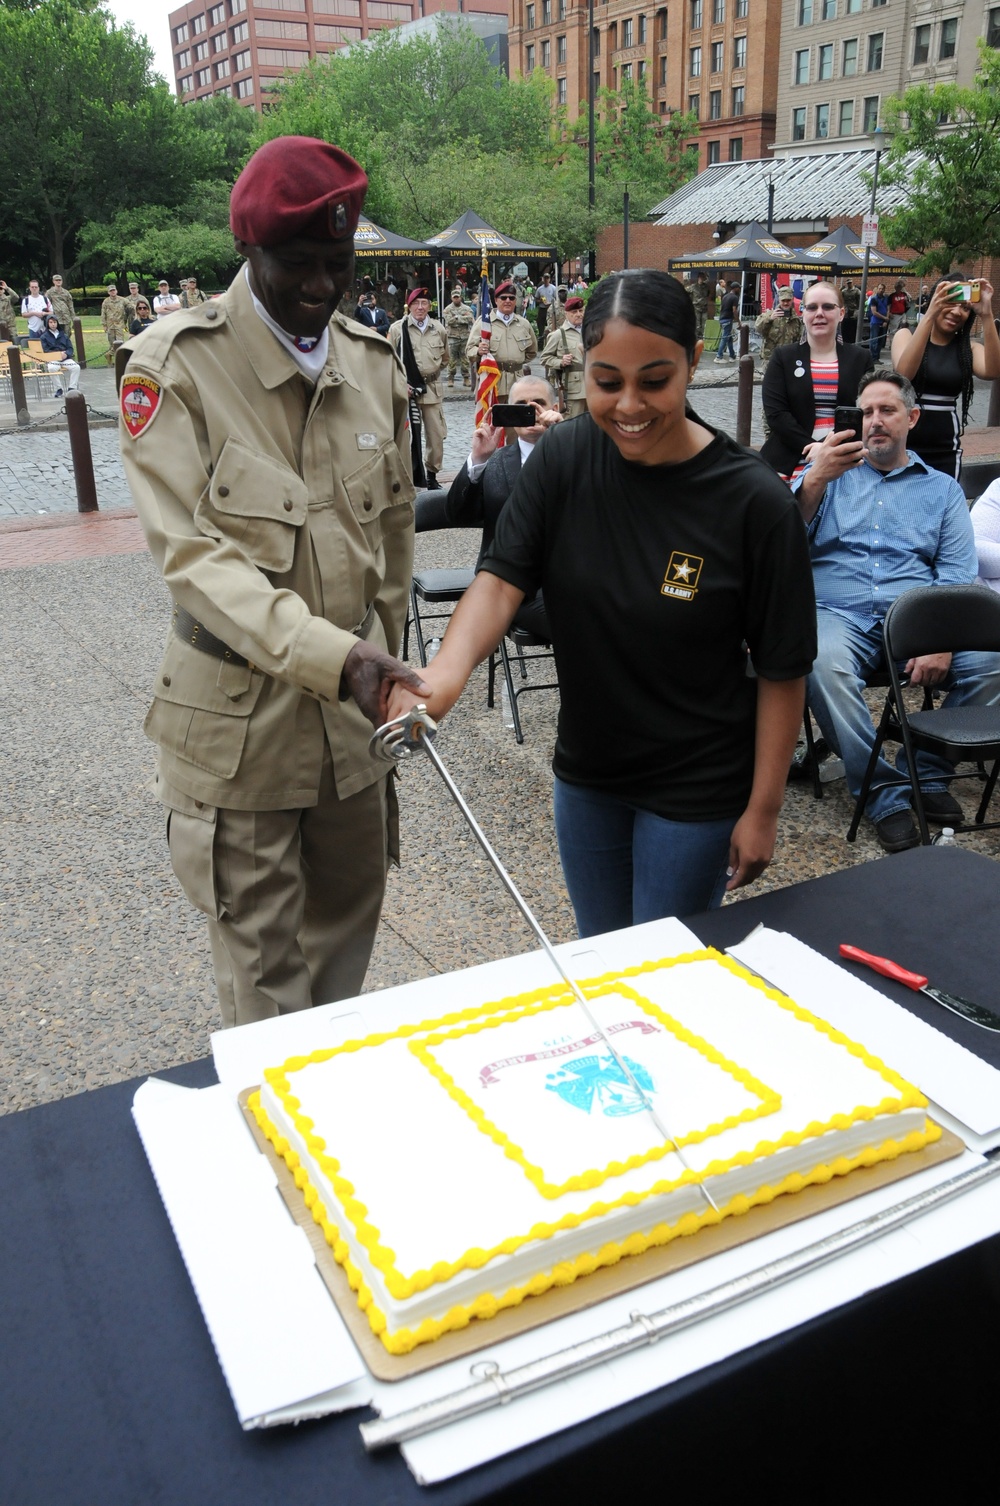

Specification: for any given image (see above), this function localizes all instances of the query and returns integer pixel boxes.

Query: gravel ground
[3,358,999,1117]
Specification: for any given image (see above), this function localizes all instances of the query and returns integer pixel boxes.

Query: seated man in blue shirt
[795,369,1000,852]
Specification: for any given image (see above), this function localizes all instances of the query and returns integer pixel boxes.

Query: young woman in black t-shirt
[388,269,815,935]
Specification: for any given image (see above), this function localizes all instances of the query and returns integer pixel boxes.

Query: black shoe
[875,810,921,853]
[919,790,963,825]
[426,471,441,490]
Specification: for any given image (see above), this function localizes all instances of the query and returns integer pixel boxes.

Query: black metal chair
[487,620,558,745]
[847,584,1000,845]
[403,490,475,668]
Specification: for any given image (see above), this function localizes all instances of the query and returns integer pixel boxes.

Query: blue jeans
[553,777,734,938]
[869,326,886,361]
[807,608,1000,824]
[718,319,735,358]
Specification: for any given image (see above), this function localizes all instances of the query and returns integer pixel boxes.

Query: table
[3,846,999,1504]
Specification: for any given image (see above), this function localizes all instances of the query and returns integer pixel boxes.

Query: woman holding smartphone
[389,269,816,936]
[891,276,1000,478]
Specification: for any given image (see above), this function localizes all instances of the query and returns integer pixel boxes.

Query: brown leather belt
[172,601,377,666]
[498,360,525,372]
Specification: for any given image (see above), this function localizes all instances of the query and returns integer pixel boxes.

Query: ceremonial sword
[370,705,719,1214]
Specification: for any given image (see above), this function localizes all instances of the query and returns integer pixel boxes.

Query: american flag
[474,269,499,428]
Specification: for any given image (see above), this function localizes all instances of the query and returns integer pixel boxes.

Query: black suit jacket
[760,342,873,475]
[444,442,549,639]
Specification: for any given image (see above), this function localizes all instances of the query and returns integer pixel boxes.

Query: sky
[105,0,177,88]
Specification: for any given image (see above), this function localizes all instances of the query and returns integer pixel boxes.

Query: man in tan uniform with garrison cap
[119,135,427,1028]
[466,280,538,400]
[540,294,586,418]
[388,287,448,489]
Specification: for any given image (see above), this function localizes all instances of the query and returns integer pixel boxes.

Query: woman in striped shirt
[760,282,873,482]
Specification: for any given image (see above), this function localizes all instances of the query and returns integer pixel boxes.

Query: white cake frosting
[250,950,938,1354]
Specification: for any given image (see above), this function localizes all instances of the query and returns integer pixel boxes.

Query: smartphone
[491,403,537,427]
[834,406,864,442]
[949,282,980,303]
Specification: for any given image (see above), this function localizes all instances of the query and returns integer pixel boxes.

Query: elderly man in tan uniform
[466,280,537,400]
[119,136,427,1028]
[389,287,448,489]
[540,294,586,418]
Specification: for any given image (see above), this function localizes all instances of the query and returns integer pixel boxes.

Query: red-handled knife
[839,944,1000,1034]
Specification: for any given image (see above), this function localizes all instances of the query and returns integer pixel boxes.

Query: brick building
[167,0,508,108]
[507,0,783,172]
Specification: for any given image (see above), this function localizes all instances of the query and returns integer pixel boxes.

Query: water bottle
[932,827,956,846]
[426,637,440,663]
[500,679,515,730]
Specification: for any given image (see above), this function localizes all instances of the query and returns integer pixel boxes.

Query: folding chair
[847,584,1000,846]
[403,490,475,667]
[487,620,558,745]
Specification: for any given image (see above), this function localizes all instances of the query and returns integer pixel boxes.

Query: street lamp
[856,125,891,349]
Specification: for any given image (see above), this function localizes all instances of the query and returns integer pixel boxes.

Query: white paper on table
[132,1078,370,1427]
[727,928,1000,1148]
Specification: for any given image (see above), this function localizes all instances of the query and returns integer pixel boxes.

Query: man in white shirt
[21,279,52,337]
[153,280,181,318]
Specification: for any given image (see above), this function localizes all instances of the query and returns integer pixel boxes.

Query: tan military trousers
[417,396,446,473]
[165,750,392,1028]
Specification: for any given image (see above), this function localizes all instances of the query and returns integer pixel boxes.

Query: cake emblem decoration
[546,1053,654,1117]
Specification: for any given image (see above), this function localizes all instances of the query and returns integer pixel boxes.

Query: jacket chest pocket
[195,438,308,575]
[343,443,413,535]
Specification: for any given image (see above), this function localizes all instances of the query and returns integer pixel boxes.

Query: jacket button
[364,499,373,511]
[195,800,204,808]
[392,482,401,493]
[284,498,293,511]
[205,309,218,321]
[162,674,171,686]
[231,693,242,703]
[218,485,230,497]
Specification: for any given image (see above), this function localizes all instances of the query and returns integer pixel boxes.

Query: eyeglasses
[497,294,516,301]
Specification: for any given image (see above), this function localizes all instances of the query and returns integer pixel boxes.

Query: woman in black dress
[891,276,1000,478]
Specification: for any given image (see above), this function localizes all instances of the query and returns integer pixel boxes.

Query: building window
[234,49,251,69]
[940,17,958,59]
[177,48,191,67]
[526,4,535,28]
[622,16,633,45]
[559,0,566,17]
[557,75,567,103]
[821,0,835,16]
[215,57,230,76]
[557,33,567,61]
[315,21,361,38]
[194,40,209,59]
[526,42,535,67]
[236,76,253,96]
[256,47,308,65]
[174,22,189,43]
[179,74,193,91]
[707,139,721,163]
[842,36,857,74]
[798,0,812,23]
[230,0,247,13]
[709,88,721,117]
[622,60,633,79]
[912,23,930,64]
[196,66,211,85]
[735,0,747,14]
[862,94,878,131]
[231,21,248,42]
[638,56,647,76]
[658,6,668,38]
[689,91,700,115]
[732,83,744,113]
[255,19,308,38]
[660,54,667,83]
[209,4,225,24]
[733,33,746,66]
[871,0,885,6]
[792,105,806,139]
[213,32,227,50]
[818,42,832,78]
[846,0,860,9]
[314,0,360,11]
[815,101,830,137]
[541,0,551,23]
[690,0,702,27]
[711,39,723,70]
[838,98,854,133]
[690,45,702,74]
[794,47,809,83]
[867,32,883,70]
[989,8,1000,48]
[712,0,724,20]
[729,136,743,159]
[639,13,647,40]
[541,37,551,65]
[192,14,207,33]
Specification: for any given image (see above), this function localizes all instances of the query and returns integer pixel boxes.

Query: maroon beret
[565,296,584,310]
[495,281,516,297]
[406,287,430,307]
[230,136,367,247]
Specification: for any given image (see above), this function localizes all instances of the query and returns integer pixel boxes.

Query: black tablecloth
[3,847,999,1504]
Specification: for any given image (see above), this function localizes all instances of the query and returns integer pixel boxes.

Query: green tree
[79,181,239,286]
[562,80,698,220]
[879,42,1000,272]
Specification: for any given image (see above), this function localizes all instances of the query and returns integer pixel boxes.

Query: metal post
[623,185,630,269]
[588,0,596,281]
[989,320,1000,428]
[65,391,99,512]
[855,146,882,348]
[736,352,754,446]
[767,178,775,235]
[73,317,87,369]
[8,345,29,427]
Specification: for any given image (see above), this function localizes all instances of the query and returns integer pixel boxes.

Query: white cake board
[132,917,1000,1481]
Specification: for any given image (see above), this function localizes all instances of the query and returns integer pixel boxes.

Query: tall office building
[508,0,784,171]
[168,0,508,108]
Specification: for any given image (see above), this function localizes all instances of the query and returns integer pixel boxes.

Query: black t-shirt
[721,290,739,319]
[482,414,816,820]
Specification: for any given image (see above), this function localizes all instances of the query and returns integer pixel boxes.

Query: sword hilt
[370,705,438,761]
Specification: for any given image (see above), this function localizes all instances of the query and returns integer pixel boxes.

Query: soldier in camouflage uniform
[46,274,75,332]
[685,271,710,341]
[123,282,141,324]
[0,279,17,342]
[101,284,128,363]
[755,287,803,366]
[551,286,568,330]
[180,275,207,309]
[443,288,474,387]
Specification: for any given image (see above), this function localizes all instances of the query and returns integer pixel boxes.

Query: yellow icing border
[249,1090,940,1356]
[408,979,782,1198]
[260,950,930,1322]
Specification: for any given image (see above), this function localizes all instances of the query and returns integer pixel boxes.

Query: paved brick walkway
[0,509,146,568]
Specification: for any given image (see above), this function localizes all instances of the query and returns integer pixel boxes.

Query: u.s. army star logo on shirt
[660,552,704,602]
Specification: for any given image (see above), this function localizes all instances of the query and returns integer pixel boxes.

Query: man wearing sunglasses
[466,281,538,400]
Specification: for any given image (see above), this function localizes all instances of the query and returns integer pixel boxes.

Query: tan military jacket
[540,322,584,402]
[119,270,414,812]
[443,302,474,338]
[466,314,538,397]
[755,306,804,361]
[46,286,75,326]
[102,295,127,332]
[387,315,447,402]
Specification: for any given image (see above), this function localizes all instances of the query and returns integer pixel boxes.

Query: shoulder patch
[121,375,162,439]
